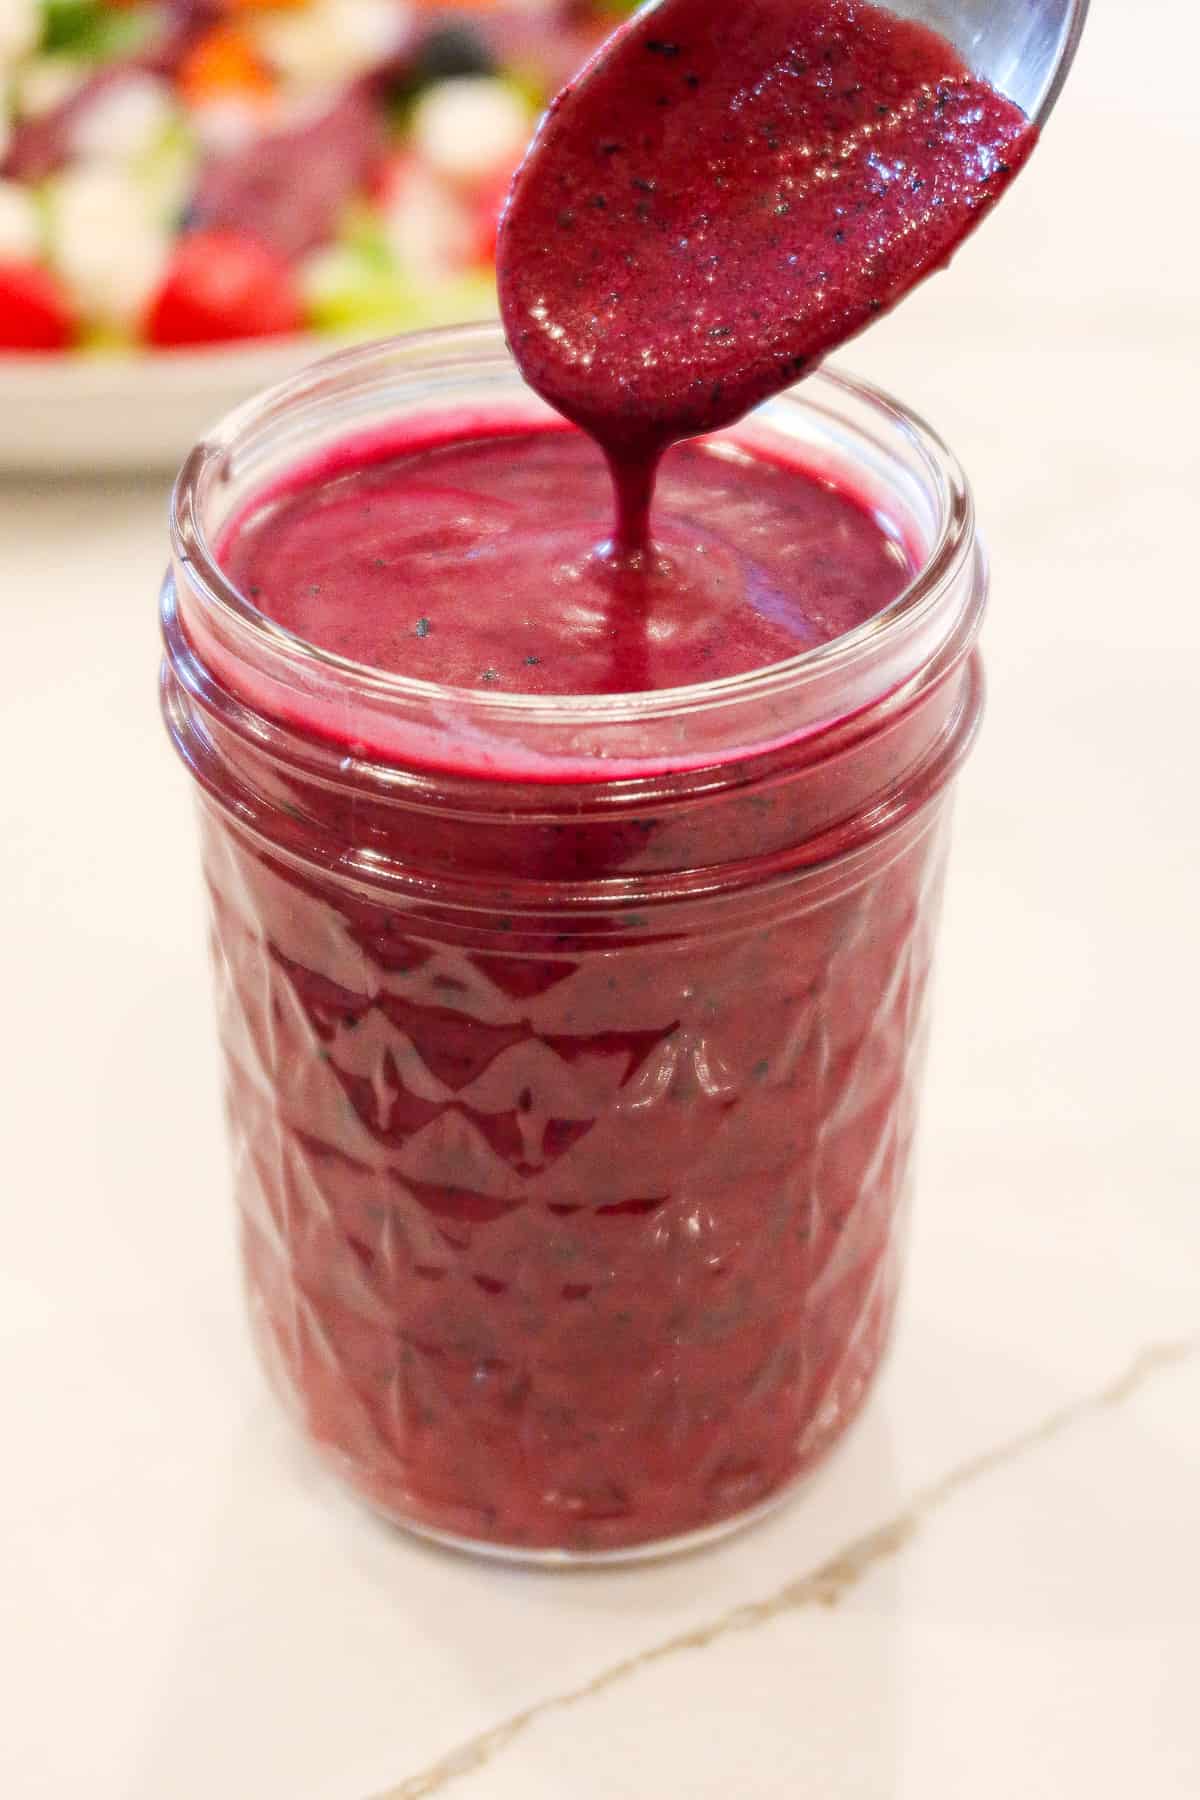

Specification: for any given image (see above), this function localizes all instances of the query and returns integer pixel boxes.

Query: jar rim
[168,324,979,776]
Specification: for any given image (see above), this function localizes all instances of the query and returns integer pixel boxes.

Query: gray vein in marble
[371,1336,1200,1800]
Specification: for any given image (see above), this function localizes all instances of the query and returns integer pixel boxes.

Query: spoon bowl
[884,0,1090,124]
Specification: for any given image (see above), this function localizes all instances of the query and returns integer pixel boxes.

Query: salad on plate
[0,0,627,351]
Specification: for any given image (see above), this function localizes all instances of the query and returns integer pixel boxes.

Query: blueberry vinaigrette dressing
[219,423,915,699]
[162,0,1036,1558]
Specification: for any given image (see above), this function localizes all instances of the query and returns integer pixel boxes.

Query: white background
[2,3,1198,1795]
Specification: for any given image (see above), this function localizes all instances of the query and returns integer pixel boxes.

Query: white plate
[0,336,358,475]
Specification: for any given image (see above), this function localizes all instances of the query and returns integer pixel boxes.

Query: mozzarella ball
[70,74,178,163]
[48,164,168,326]
[411,76,532,192]
[0,176,40,260]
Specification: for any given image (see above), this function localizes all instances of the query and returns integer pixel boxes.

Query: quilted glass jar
[161,327,986,1561]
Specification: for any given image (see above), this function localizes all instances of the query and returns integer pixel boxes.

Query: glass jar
[161,324,985,1562]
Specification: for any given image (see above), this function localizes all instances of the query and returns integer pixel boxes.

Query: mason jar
[161,324,985,1562]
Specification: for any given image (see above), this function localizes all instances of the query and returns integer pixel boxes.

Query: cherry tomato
[369,151,416,208]
[145,230,302,347]
[0,263,76,352]
[470,166,517,269]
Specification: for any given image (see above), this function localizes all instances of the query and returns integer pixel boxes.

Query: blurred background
[0,0,637,460]
[0,0,614,341]
[2,3,1198,1797]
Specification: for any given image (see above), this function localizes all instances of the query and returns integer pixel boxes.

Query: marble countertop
[3,7,1198,1795]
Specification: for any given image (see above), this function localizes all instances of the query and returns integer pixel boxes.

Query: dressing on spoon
[498,0,1036,552]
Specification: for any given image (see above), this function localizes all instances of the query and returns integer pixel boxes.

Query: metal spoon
[883,0,1091,125]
